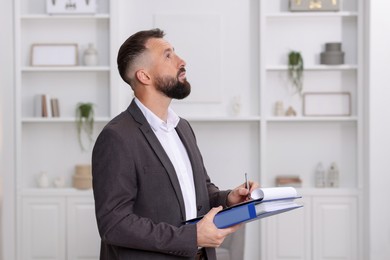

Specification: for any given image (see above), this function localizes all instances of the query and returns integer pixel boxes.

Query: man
[92,28,258,259]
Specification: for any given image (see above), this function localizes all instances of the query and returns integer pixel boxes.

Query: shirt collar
[134,97,180,132]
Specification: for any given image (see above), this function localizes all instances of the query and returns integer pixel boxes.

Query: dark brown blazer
[92,99,230,259]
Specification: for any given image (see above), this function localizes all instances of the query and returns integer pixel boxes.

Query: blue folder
[185,197,302,229]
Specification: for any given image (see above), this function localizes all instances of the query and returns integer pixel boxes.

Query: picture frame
[303,92,351,116]
[31,44,78,66]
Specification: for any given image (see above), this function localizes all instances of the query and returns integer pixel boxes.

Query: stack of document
[185,187,302,228]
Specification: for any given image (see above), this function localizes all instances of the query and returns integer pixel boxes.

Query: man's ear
[135,69,151,85]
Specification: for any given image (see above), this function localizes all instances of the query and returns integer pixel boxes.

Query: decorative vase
[315,162,326,188]
[83,43,98,66]
[37,172,50,188]
[320,42,344,65]
[275,101,285,116]
[327,162,340,187]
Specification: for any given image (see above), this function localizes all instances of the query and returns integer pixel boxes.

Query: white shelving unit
[14,0,119,259]
[259,0,364,259]
[13,0,365,259]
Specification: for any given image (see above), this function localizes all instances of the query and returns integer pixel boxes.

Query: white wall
[367,1,390,259]
[0,1,16,260]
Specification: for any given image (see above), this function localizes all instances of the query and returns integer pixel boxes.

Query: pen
[245,173,251,199]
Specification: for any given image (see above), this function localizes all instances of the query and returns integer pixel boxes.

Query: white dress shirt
[134,98,197,220]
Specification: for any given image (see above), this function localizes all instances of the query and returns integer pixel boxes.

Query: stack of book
[35,94,60,117]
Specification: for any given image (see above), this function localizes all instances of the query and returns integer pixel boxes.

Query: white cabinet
[67,197,100,260]
[21,197,66,260]
[264,192,358,260]
[20,192,99,260]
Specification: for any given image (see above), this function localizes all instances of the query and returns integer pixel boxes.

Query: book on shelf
[184,187,302,229]
[35,94,60,118]
[275,175,302,187]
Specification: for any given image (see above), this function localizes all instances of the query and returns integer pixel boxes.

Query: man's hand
[227,181,260,207]
[196,206,241,248]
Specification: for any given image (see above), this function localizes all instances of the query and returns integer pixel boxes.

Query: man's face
[146,38,191,99]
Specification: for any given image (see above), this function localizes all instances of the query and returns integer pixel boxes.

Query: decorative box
[46,0,96,14]
[289,0,340,12]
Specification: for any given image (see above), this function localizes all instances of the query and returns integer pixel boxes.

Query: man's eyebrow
[163,47,175,54]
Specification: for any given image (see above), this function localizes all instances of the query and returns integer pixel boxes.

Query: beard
[155,68,191,100]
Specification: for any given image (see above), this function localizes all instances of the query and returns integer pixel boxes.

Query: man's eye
[166,53,171,59]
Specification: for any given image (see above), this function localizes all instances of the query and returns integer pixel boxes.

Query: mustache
[177,67,186,77]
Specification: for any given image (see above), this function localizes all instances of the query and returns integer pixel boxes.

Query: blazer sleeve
[92,126,198,258]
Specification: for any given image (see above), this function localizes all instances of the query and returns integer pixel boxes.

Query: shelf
[296,187,360,196]
[22,117,111,123]
[21,66,110,72]
[266,11,358,18]
[20,188,93,197]
[266,65,358,71]
[20,14,110,20]
[266,116,358,122]
[186,116,261,122]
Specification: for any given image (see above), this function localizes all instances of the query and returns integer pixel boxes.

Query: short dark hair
[117,28,165,86]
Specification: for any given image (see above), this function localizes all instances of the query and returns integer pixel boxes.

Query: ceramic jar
[83,43,98,66]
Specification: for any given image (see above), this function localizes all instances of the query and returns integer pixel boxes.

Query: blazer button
[197,205,202,211]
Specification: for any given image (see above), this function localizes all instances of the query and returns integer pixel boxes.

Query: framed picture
[303,92,351,116]
[31,44,78,66]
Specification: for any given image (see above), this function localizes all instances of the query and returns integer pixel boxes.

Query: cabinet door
[67,197,100,260]
[312,196,358,260]
[21,197,66,260]
[264,197,311,260]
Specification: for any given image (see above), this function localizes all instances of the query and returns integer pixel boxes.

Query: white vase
[83,43,98,66]
[37,172,50,188]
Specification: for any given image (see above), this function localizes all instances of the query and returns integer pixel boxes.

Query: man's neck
[135,94,171,122]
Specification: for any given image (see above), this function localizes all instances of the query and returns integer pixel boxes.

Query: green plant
[288,51,304,96]
[76,102,94,151]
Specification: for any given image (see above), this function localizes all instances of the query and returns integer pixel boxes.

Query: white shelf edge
[266,116,358,122]
[21,66,110,72]
[266,65,358,71]
[186,116,261,122]
[295,187,361,196]
[20,14,110,20]
[266,11,358,18]
[22,117,110,123]
[19,188,93,197]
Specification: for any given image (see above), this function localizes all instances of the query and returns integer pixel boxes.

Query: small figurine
[285,106,297,116]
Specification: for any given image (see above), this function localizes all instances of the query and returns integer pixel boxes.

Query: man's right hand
[196,206,242,248]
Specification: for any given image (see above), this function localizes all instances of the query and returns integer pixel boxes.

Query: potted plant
[287,51,304,96]
[76,102,94,151]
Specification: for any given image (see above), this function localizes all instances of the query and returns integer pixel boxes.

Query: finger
[219,223,243,235]
[204,206,223,221]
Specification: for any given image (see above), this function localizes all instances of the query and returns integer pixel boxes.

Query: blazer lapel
[175,119,208,214]
[127,100,186,220]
